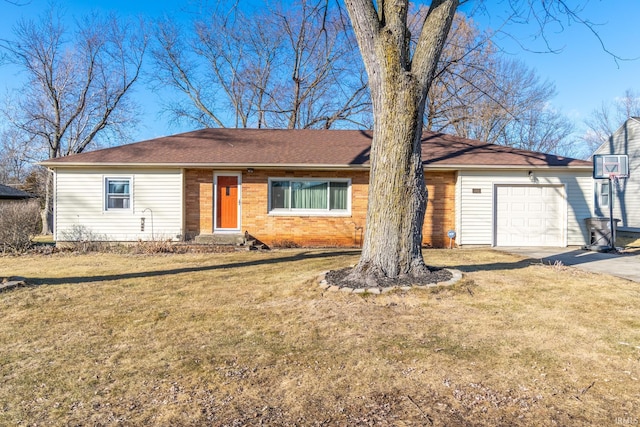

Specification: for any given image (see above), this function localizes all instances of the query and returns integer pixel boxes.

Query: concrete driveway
[495,247,640,282]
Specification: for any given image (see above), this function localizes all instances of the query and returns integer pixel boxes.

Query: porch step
[194,232,270,250]
[194,233,245,245]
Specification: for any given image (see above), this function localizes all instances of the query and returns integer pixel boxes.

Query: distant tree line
[0,7,147,233]
[149,0,577,156]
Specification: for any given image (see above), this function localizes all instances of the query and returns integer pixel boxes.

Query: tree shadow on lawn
[28,250,362,286]
[452,258,535,274]
[27,249,543,287]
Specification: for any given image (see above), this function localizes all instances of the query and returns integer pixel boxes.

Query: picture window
[269,178,350,214]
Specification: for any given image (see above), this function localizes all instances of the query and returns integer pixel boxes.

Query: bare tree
[444,57,575,153]
[423,13,497,134]
[583,89,640,154]
[0,128,35,185]
[342,0,607,284]
[423,14,575,155]
[497,103,576,155]
[266,1,370,129]
[4,0,30,6]
[0,6,148,233]
[151,0,370,129]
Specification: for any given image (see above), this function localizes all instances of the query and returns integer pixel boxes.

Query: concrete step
[194,233,245,245]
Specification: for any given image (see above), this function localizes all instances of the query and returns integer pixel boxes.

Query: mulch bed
[325,266,452,289]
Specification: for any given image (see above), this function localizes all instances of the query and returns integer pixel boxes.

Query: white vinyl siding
[594,118,640,230]
[456,170,593,246]
[54,168,183,241]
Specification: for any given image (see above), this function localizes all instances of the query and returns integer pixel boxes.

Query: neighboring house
[41,129,593,248]
[0,183,36,206]
[593,117,640,232]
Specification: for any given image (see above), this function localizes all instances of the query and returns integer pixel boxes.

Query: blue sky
[2,0,640,150]
[463,1,640,133]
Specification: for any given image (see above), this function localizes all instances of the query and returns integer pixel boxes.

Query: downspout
[181,168,186,241]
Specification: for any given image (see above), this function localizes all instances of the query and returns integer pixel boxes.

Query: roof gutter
[40,161,592,171]
[40,162,372,170]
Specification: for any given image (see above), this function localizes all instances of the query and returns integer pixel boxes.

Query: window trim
[104,176,133,212]
[268,177,351,216]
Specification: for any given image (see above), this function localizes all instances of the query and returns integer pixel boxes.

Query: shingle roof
[42,128,591,169]
[0,184,35,199]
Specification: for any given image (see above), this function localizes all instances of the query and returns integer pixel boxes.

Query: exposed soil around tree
[325,266,452,289]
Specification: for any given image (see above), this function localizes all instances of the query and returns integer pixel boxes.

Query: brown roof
[42,128,591,169]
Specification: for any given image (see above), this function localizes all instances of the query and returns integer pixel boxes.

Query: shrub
[270,239,300,249]
[0,200,41,253]
[60,224,108,253]
[131,239,175,254]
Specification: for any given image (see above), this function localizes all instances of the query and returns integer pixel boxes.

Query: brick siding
[184,170,213,239]
[184,169,456,248]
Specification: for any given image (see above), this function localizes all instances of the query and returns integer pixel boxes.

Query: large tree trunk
[344,0,458,284]
[354,77,429,281]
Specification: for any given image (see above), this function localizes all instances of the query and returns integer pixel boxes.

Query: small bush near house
[270,239,301,248]
[131,239,176,254]
[0,200,40,253]
[59,224,108,253]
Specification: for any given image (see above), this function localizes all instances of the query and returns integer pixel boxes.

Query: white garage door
[495,185,565,246]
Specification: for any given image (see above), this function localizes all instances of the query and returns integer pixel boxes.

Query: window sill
[103,209,133,214]
[268,210,351,217]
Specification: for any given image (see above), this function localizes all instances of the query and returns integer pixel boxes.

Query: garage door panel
[511,187,527,196]
[528,218,542,227]
[529,187,543,197]
[529,203,543,212]
[495,185,564,247]
[511,218,525,227]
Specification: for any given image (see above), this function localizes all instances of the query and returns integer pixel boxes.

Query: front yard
[1,249,638,425]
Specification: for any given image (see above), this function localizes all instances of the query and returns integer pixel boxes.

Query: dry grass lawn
[1,248,639,426]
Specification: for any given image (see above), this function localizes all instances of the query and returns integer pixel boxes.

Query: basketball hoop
[609,172,627,191]
[593,154,629,179]
[591,154,629,252]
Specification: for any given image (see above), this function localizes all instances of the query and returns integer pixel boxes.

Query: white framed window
[268,178,351,215]
[600,181,610,207]
[105,177,132,211]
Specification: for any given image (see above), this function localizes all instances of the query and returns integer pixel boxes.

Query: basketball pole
[609,175,615,251]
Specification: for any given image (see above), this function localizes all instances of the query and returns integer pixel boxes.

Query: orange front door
[216,176,238,229]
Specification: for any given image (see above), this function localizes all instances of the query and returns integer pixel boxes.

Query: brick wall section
[423,171,457,248]
[184,169,456,248]
[241,170,369,247]
[184,170,213,238]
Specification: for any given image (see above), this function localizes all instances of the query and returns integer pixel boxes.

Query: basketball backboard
[593,154,629,179]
